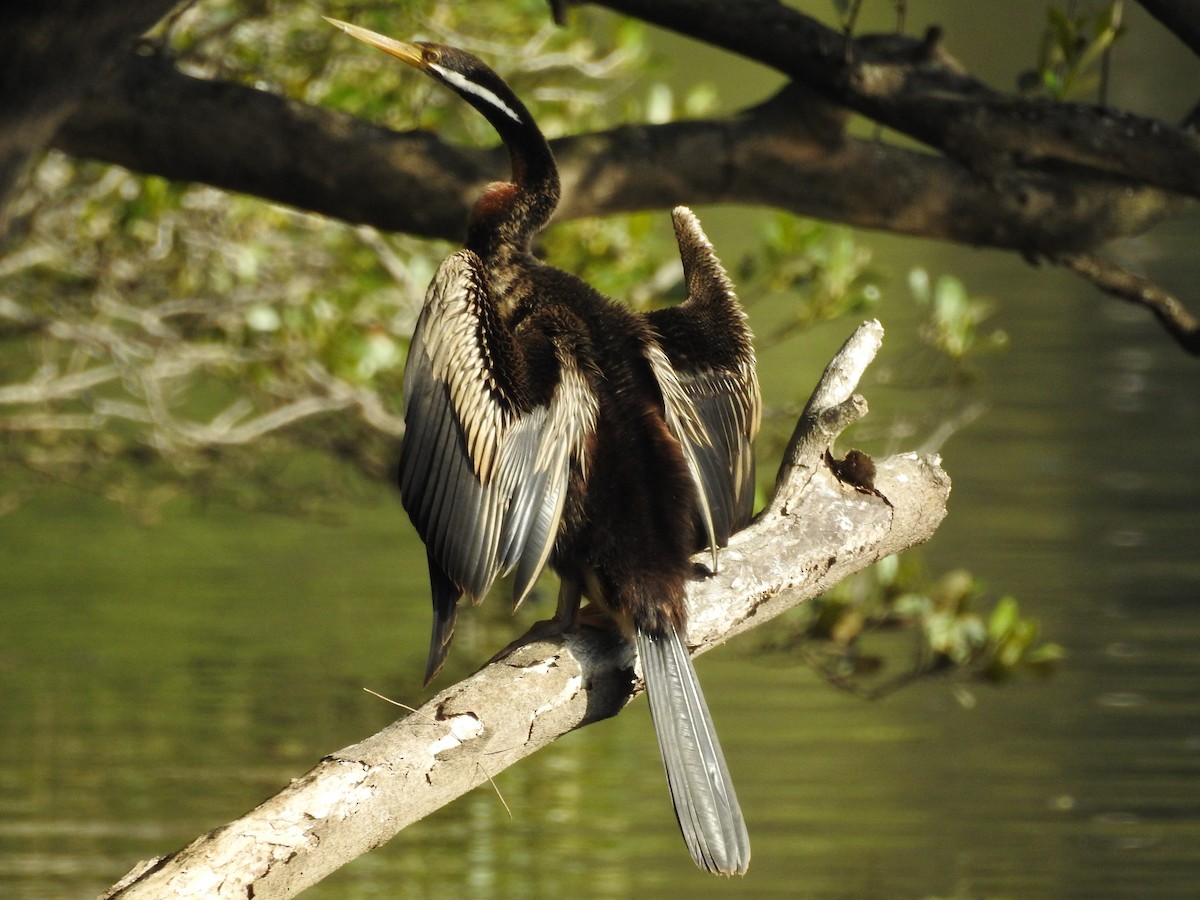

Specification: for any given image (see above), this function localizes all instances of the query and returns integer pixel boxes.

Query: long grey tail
[636,624,750,876]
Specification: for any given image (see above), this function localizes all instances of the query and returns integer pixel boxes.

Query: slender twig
[1057,252,1200,355]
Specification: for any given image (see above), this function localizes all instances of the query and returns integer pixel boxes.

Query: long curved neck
[461,88,560,261]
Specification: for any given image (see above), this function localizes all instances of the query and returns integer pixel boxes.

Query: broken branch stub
[770,318,882,516]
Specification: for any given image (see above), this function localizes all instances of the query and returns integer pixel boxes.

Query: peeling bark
[100,320,951,899]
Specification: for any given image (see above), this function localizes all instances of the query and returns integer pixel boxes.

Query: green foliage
[540,212,669,305]
[0,0,659,516]
[1,152,421,515]
[1019,1,1126,101]
[743,253,1028,703]
[909,267,1008,365]
[761,553,1064,699]
[738,214,882,348]
[550,212,883,346]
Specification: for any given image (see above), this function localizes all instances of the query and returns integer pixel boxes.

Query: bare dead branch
[1056,252,1200,355]
[770,320,881,515]
[100,321,951,899]
[0,363,120,406]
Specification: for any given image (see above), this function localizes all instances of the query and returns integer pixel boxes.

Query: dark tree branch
[0,0,179,237]
[50,53,1183,257]
[585,0,1200,197]
[14,2,1200,353]
[52,50,484,243]
[1138,0,1200,61]
[1056,252,1200,354]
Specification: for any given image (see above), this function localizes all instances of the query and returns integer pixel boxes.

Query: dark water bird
[327,19,760,876]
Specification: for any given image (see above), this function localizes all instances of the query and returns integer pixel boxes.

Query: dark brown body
[544,279,701,638]
[461,239,715,638]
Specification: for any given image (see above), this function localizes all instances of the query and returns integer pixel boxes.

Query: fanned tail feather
[636,625,750,875]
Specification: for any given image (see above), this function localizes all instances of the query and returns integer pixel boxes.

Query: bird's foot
[485,603,619,667]
[486,617,567,666]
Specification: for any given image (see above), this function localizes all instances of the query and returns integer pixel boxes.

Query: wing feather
[645,343,720,568]
[399,251,597,676]
[508,360,594,604]
[647,207,761,554]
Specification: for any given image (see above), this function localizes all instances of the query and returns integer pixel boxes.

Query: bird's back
[498,260,702,634]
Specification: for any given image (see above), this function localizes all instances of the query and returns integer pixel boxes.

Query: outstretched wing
[646,207,761,554]
[398,250,598,682]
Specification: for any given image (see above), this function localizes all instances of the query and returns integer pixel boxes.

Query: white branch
[0,364,120,405]
[101,320,950,900]
[0,411,108,432]
[173,395,354,445]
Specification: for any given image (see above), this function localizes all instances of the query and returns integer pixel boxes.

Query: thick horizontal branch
[0,0,179,233]
[102,321,951,899]
[586,0,1200,198]
[52,53,1181,258]
[37,7,1200,353]
[52,50,480,243]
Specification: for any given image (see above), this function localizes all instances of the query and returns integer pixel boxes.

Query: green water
[5,5,1200,896]
[3,214,1199,898]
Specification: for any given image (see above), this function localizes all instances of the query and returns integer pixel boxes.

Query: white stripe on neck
[430,64,522,124]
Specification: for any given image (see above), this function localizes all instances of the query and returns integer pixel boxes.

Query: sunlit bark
[101,322,952,900]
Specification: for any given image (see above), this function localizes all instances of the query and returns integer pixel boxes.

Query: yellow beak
[323,17,424,69]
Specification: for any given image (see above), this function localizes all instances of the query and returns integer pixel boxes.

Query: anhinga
[327,19,761,876]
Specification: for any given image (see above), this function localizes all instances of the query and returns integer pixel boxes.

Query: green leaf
[988,595,1020,643]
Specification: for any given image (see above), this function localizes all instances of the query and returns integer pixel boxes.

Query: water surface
[3,4,1200,897]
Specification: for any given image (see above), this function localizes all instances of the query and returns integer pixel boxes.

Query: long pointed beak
[323,17,424,69]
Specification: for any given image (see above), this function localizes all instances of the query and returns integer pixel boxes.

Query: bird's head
[325,17,559,251]
[324,18,528,130]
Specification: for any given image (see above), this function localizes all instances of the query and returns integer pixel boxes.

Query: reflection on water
[2,209,1198,898]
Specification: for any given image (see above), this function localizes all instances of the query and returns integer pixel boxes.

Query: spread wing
[398,250,598,682]
[646,207,761,557]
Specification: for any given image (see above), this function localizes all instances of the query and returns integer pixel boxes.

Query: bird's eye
[422,47,441,65]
